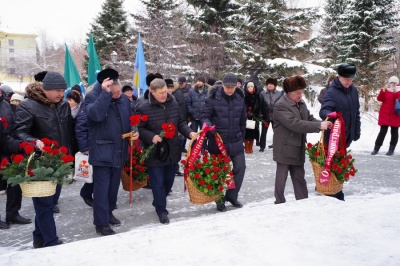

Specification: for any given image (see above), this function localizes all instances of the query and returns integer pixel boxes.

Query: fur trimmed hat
[284,76,307,93]
[337,63,356,78]
[42,71,67,90]
[34,71,48,82]
[146,73,156,86]
[266,78,278,87]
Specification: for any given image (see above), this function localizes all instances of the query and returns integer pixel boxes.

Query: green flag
[64,44,81,88]
[87,34,102,85]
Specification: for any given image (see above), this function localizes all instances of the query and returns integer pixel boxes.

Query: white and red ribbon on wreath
[319,112,347,185]
[184,123,235,191]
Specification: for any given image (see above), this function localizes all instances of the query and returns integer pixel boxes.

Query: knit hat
[178,76,187,84]
[222,73,237,86]
[164,78,174,87]
[284,76,307,93]
[388,76,399,85]
[337,63,356,78]
[42,71,67,90]
[196,76,206,83]
[266,78,278,87]
[10,93,24,102]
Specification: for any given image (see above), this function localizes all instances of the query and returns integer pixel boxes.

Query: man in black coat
[320,63,361,201]
[136,78,196,225]
[202,73,247,212]
[13,71,72,247]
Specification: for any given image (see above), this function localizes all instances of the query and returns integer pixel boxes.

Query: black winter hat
[146,73,156,86]
[222,73,237,86]
[196,76,206,83]
[96,69,119,84]
[337,63,356,78]
[34,71,48,82]
[122,85,133,92]
[164,78,174,87]
[154,73,164,79]
[42,71,67,90]
[207,77,217,86]
[266,78,278,87]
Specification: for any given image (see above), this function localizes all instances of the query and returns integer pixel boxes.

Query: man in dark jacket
[136,78,195,225]
[13,71,72,248]
[0,88,31,228]
[85,69,136,236]
[259,78,284,151]
[319,63,361,201]
[187,76,209,133]
[178,76,192,100]
[202,73,247,212]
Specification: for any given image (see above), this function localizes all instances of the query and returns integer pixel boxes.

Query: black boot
[371,145,380,155]
[386,145,396,156]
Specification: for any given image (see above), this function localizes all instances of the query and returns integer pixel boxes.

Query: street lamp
[110,51,118,63]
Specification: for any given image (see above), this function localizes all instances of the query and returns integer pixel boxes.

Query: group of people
[0,61,370,249]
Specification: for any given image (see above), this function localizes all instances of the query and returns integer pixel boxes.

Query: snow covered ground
[1,96,399,265]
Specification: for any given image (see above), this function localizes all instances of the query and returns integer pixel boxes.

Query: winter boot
[371,145,380,155]
[386,145,396,156]
[249,139,254,153]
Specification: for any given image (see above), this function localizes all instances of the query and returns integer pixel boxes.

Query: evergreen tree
[236,0,320,79]
[320,0,348,65]
[336,0,399,110]
[185,0,242,77]
[132,0,185,76]
[84,0,135,83]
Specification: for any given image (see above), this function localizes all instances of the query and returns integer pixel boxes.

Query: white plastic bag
[73,152,93,183]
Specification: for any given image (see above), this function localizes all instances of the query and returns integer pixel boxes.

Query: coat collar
[25,82,60,109]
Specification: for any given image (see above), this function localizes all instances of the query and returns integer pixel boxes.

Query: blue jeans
[92,166,121,226]
[32,195,59,247]
[148,164,178,216]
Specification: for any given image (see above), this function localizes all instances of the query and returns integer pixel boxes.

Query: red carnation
[52,149,60,155]
[202,156,209,163]
[24,145,35,154]
[28,168,35,177]
[313,151,319,157]
[124,166,130,172]
[224,157,231,163]
[1,158,8,167]
[205,168,211,174]
[141,115,148,122]
[59,146,68,154]
[133,171,139,176]
[194,173,200,179]
[199,179,205,185]
[52,140,59,147]
[0,117,8,128]
[42,146,52,153]
[344,172,350,180]
[41,138,52,146]
[130,114,141,126]
[219,186,224,192]
[212,174,218,180]
[206,184,212,190]
[19,142,29,149]
[307,143,312,149]
[196,163,202,168]
[181,160,187,165]
[13,154,25,164]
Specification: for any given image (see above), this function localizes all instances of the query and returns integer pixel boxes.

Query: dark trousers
[92,166,121,227]
[32,196,59,247]
[274,163,308,204]
[375,125,399,147]
[148,164,178,216]
[6,184,22,218]
[80,182,94,199]
[260,121,273,149]
[53,184,61,205]
[190,119,202,132]
[225,152,246,201]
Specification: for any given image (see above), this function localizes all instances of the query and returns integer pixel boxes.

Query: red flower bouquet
[306,142,357,183]
[123,139,149,183]
[181,150,233,199]
[1,138,74,186]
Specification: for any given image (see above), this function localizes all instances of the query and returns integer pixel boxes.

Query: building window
[9,48,14,53]
[9,68,16,75]
[8,39,14,46]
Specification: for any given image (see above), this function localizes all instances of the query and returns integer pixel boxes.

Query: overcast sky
[0,0,322,45]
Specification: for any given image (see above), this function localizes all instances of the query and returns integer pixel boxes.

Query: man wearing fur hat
[13,71,73,247]
[202,73,247,212]
[273,76,332,204]
[259,77,284,151]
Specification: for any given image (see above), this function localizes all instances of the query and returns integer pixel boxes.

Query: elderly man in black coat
[202,73,247,212]
[85,69,138,236]
[136,79,196,225]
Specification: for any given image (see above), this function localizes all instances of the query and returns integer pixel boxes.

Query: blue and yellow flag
[133,33,147,97]
[87,34,102,86]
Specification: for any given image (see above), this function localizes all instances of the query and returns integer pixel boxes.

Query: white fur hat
[388,76,399,84]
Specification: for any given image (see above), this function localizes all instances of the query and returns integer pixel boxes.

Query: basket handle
[317,117,330,161]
